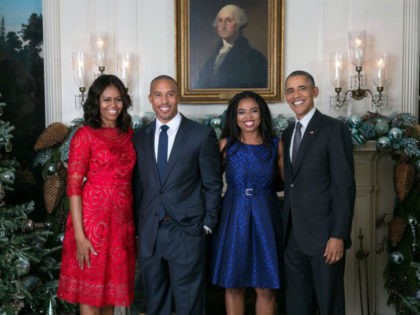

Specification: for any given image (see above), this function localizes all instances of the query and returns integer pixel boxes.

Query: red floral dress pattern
[57,126,136,307]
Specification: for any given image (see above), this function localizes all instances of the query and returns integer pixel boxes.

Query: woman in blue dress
[211,91,283,315]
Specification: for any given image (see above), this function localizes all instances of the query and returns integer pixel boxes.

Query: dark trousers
[284,229,346,315]
[140,222,206,315]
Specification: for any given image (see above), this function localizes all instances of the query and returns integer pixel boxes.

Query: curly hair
[83,74,132,132]
[212,4,248,30]
[221,91,274,157]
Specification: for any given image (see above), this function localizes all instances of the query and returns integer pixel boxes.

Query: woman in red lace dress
[58,75,136,315]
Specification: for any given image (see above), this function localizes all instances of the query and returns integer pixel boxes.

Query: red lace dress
[57,126,136,307]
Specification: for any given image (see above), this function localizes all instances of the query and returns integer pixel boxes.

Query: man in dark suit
[196,4,267,89]
[281,70,356,315]
[132,75,223,315]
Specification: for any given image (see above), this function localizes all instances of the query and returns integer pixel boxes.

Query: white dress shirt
[154,112,182,161]
[290,106,316,161]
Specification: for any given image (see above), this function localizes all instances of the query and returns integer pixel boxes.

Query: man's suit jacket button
[290,183,294,188]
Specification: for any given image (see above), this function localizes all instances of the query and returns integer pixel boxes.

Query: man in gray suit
[132,75,222,315]
[281,70,356,315]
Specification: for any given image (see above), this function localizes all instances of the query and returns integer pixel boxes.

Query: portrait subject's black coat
[198,35,267,89]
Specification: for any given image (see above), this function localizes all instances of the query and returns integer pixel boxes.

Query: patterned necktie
[157,125,169,183]
[292,122,302,165]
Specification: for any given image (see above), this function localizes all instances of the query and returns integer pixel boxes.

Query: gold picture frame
[175,0,284,103]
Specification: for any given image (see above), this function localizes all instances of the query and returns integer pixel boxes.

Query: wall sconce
[72,34,135,109]
[330,30,391,112]
[91,33,108,75]
[72,51,89,109]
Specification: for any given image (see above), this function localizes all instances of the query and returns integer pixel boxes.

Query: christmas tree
[0,97,74,314]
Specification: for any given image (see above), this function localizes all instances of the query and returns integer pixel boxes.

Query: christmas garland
[342,112,420,314]
[33,111,420,314]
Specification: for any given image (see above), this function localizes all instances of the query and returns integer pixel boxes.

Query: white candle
[95,38,104,49]
[72,51,88,87]
[376,58,385,87]
[117,53,133,88]
[348,30,366,67]
[77,56,85,82]
[330,53,344,88]
[354,38,364,67]
[95,51,106,67]
[334,58,342,88]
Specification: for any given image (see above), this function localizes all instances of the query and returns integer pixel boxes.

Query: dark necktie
[292,122,302,165]
[157,125,169,183]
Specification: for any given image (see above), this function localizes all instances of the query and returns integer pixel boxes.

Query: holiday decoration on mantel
[345,112,420,314]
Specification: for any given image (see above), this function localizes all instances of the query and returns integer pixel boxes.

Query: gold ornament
[388,216,407,247]
[394,162,416,202]
[44,173,65,214]
[34,122,70,151]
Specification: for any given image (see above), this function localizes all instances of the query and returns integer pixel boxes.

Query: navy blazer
[132,115,223,258]
[282,110,356,255]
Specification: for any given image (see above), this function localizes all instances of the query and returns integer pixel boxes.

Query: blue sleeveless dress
[211,137,282,288]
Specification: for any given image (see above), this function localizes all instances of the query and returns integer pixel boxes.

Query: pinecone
[388,216,407,247]
[44,173,65,214]
[394,162,416,202]
[34,122,70,151]
[414,125,420,138]
[403,126,413,137]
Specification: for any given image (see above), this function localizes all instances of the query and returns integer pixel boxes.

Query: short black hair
[286,70,316,87]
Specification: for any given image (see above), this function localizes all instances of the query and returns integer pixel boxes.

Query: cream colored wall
[42,1,419,314]
[43,0,419,125]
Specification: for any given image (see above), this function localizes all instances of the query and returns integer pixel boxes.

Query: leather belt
[229,187,273,196]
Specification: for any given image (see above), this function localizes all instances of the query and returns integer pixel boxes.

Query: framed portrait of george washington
[175,0,284,103]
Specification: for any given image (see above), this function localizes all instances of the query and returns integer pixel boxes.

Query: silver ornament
[408,215,418,226]
[56,232,65,243]
[4,142,12,152]
[0,170,15,184]
[389,251,404,264]
[376,136,391,150]
[387,127,403,141]
[15,257,31,276]
[374,119,389,136]
[416,290,420,301]
[46,163,57,175]
[131,115,143,130]
[348,114,361,128]
[22,219,34,232]
[210,117,222,128]
[21,275,40,291]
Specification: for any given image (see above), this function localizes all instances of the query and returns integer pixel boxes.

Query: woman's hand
[75,235,97,269]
